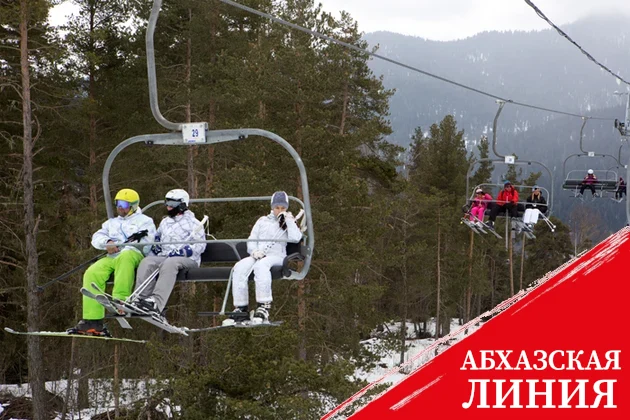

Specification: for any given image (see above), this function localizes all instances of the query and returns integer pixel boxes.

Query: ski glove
[278,211,293,230]
[151,235,162,255]
[168,245,193,258]
[127,230,149,243]
[251,250,265,260]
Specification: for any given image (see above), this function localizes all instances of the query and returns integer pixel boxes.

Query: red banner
[324,228,629,420]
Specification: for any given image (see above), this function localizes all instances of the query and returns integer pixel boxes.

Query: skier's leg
[232,257,257,307]
[523,209,532,224]
[531,209,540,224]
[111,250,143,301]
[82,257,116,320]
[488,203,500,222]
[134,256,165,299]
[150,257,197,311]
[471,207,481,222]
[508,203,518,218]
[252,255,284,304]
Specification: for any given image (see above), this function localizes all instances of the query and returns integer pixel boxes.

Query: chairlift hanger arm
[147,0,182,131]
[492,100,509,159]
[578,117,589,154]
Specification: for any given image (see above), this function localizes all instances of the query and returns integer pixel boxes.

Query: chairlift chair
[101,0,315,326]
[561,117,624,200]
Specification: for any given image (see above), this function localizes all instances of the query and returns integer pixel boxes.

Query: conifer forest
[0,0,611,418]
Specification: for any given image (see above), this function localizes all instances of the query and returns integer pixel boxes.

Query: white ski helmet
[587,169,594,175]
[165,189,190,211]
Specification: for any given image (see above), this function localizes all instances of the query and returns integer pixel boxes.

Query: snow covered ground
[355,318,480,386]
[0,318,475,419]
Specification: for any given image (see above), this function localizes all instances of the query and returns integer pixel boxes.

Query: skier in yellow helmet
[68,188,156,336]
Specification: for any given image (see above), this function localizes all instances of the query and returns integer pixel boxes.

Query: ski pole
[36,230,149,292]
[36,253,105,292]
[127,216,208,302]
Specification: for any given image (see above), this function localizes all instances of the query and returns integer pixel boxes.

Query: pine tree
[406,115,471,336]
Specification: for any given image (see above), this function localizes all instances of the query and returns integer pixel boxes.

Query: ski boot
[252,302,272,325]
[222,306,250,326]
[67,319,111,337]
[135,298,167,321]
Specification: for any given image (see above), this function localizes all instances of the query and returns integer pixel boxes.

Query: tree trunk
[205,103,215,216]
[114,343,120,417]
[88,3,98,214]
[435,208,441,338]
[509,219,514,296]
[489,256,496,308]
[295,86,307,361]
[185,8,197,199]
[399,207,408,365]
[183,9,197,349]
[20,1,46,417]
[60,339,78,420]
[519,236,526,291]
[339,80,349,135]
[465,230,474,322]
[77,346,90,409]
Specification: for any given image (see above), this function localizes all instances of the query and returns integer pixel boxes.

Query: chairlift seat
[176,241,306,282]
[481,202,548,218]
[105,241,305,285]
[561,179,617,191]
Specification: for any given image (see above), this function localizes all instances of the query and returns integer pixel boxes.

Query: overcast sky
[319,0,630,40]
[49,1,630,41]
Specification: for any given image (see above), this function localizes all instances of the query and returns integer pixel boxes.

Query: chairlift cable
[524,0,630,87]
[220,0,613,121]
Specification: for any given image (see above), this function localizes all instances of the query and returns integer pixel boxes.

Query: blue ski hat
[503,180,511,185]
[270,191,289,209]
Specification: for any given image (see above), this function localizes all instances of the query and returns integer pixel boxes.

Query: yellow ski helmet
[114,188,140,214]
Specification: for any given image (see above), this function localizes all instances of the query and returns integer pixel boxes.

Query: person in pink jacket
[469,188,493,226]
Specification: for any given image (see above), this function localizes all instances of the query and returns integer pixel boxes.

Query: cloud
[320,0,630,40]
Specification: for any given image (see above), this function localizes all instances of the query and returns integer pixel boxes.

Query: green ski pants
[82,250,143,320]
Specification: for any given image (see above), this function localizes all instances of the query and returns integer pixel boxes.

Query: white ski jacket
[247,212,302,258]
[152,210,207,266]
[91,208,156,256]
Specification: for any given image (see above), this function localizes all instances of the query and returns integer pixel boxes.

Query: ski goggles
[116,200,131,209]
[164,199,182,208]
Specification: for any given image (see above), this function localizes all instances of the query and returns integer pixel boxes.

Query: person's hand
[251,250,265,260]
[278,211,293,230]
[151,235,162,255]
[106,240,119,254]
[279,211,294,219]
[168,245,193,258]
[127,230,148,242]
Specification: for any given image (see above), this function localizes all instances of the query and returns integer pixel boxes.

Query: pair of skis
[4,327,146,343]
[511,219,536,240]
[5,285,284,343]
[80,284,189,335]
[84,284,283,333]
[463,214,537,240]
[461,215,502,239]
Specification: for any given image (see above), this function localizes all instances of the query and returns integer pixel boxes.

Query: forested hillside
[365,15,630,232]
[0,1,615,418]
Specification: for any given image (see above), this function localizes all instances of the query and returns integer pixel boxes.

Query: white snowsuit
[91,207,156,256]
[134,210,207,311]
[232,212,302,307]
